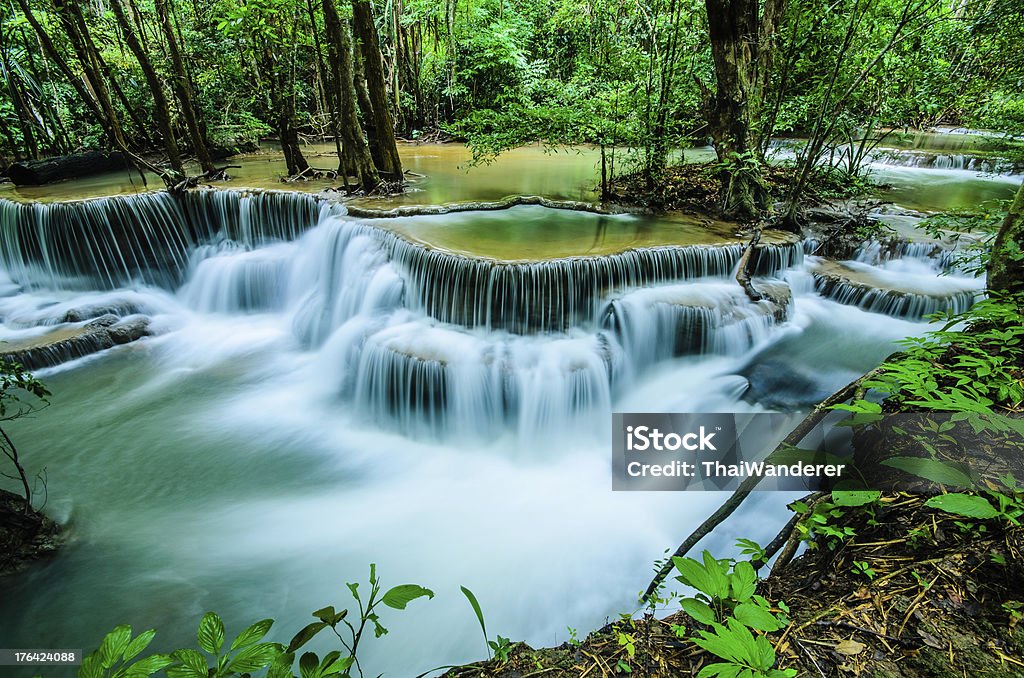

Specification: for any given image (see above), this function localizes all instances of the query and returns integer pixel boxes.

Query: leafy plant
[460,585,515,664]
[288,564,434,678]
[851,561,876,581]
[166,613,281,678]
[693,618,796,678]
[789,499,856,551]
[673,551,786,633]
[78,626,172,678]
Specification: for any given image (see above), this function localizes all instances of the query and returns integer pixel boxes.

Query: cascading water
[0,183,991,677]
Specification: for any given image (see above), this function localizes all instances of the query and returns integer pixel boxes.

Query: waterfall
[854,239,958,271]
[868,150,1023,175]
[813,275,977,319]
[8,187,977,438]
[0,190,325,290]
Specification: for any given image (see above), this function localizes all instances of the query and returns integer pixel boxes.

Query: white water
[0,193,989,676]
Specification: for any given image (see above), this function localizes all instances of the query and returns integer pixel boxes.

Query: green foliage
[460,585,515,663]
[673,551,787,633]
[693,618,795,678]
[78,626,172,678]
[850,560,876,581]
[76,566,433,678]
[0,358,50,420]
[789,499,856,551]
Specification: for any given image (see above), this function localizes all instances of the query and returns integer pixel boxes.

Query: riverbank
[443,492,1024,677]
[0,489,63,577]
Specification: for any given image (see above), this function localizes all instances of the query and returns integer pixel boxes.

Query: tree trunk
[111,0,184,175]
[351,0,403,181]
[988,180,1024,296]
[154,0,215,173]
[7,150,127,186]
[323,0,378,190]
[703,0,786,222]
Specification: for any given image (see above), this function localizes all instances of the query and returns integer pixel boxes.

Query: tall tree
[702,0,786,220]
[323,0,378,189]
[351,0,403,181]
[110,0,185,175]
[154,0,215,174]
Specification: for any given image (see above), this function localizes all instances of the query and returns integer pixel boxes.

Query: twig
[796,638,827,678]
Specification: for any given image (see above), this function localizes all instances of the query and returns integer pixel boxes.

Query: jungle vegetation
[0,0,1022,214]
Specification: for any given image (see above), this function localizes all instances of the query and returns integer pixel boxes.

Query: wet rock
[108,316,151,345]
[740,360,832,410]
[0,489,64,577]
[84,314,119,329]
[0,315,154,370]
[62,301,145,323]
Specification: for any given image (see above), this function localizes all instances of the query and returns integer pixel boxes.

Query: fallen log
[7,150,128,186]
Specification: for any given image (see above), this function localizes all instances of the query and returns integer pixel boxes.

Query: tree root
[736,226,765,302]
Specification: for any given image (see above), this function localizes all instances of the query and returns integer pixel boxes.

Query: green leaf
[231,619,273,651]
[99,625,133,669]
[299,652,319,678]
[120,654,173,678]
[831,490,881,507]
[287,621,327,653]
[680,597,717,625]
[697,663,743,678]
[881,457,973,487]
[382,584,435,610]
[227,642,280,673]
[267,652,295,678]
[197,612,225,655]
[733,602,783,632]
[78,654,104,678]
[167,649,207,678]
[729,561,757,602]
[461,586,488,646]
[925,493,999,519]
[121,630,156,663]
[312,606,347,625]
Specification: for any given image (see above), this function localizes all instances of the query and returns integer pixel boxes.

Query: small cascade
[853,239,958,271]
[869,150,1023,175]
[0,190,325,290]
[391,240,802,332]
[180,244,294,313]
[177,189,323,245]
[337,320,614,439]
[813,274,977,319]
[287,220,406,347]
[600,281,789,383]
[0,192,199,289]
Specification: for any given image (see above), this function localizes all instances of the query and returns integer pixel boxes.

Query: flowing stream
[0,140,1016,676]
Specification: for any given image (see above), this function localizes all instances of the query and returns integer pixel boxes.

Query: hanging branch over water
[640,364,888,604]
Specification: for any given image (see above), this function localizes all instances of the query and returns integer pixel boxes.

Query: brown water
[0,143,609,205]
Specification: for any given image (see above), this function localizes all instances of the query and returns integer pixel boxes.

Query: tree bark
[351,0,403,181]
[323,0,378,190]
[703,0,786,221]
[111,0,185,175]
[8,150,127,185]
[154,0,215,173]
[988,179,1024,296]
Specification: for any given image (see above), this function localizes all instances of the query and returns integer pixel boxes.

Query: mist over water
[0,144,1010,676]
